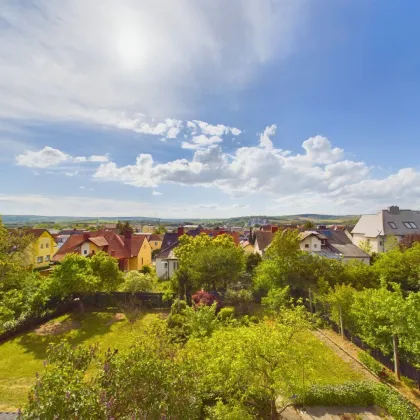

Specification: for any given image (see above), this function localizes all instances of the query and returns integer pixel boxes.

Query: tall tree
[174,234,245,293]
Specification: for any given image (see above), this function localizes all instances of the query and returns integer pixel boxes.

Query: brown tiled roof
[53,231,147,262]
[149,234,163,241]
[254,231,274,251]
[88,236,108,247]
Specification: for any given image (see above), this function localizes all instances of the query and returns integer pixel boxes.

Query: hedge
[298,382,420,420]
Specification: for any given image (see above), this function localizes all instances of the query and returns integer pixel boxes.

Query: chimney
[388,206,400,215]
[177,226,184,236]
[272,226,279,233]
[124,231,132,256]
[83,232,90,241]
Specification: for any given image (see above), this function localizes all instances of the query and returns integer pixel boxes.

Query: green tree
[358,239,373,255]
[245,252,262,273]
[174,233,245,293]
[303,221,315,229]
[265,229,301,260]
[350,285,408,379]
[116,220,134,235]
[90,251,123,292]
[120,270,156,293]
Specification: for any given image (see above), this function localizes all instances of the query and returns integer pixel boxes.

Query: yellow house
[53,231,152,272]
[25,229,57,269]
[148,234,163,251]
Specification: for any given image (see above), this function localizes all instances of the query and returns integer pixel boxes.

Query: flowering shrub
[192,290,220,308]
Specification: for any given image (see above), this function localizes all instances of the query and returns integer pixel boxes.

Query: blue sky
[1,0,420,218]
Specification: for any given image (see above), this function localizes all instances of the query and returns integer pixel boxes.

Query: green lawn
[0,311,363,411]
[0,310,167,411]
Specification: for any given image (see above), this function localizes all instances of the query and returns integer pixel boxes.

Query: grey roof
[352,208,420,237]
[156,229,201,259]
[319,230,370,259]
[255,231,274,251]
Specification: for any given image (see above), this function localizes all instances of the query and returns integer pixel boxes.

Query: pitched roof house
[52,230,151,271]
[352,206,420,253]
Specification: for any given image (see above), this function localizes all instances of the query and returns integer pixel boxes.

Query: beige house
[299,231,326,252]
[352,206,420,253]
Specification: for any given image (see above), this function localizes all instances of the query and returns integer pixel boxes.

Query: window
[83,250,88,255]
[163,262,168,269]
[388,222,397,229]
[305,244,309,248]
[141,258,143,265]
[379,241,383,246]
[45,242,49,248]
[154,241,158,246]
[321,240,326,245]
[45,255,50,261]
[314,244,318,248]
[40,243,44,249]
[403,222,418,229]
[37,256,43,263]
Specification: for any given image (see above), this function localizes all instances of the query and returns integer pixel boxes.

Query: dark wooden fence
[80,292,172,309]
[325,316,420,389]
[0,293,173,344]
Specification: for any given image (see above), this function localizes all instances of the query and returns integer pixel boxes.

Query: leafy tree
[184,302,219,338]
[399,233,420,249]
[350,285,408,378]
[224,288,253,315]
[261,286,290,312]
[373,243,420,291]
[174,233,245,293]
[90,251,123,292]
[116,220,134,235]
[265,229,301,260]
[120,271,156,293]
[303,220,315,229]
[245,252,262,273]
[155,225,167,234]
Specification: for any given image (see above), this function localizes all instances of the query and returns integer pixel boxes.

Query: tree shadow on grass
[17,312,116,360]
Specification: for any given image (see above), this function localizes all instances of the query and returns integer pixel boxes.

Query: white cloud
[16,146,70,168]
[16,146,109,168]
[181,135,223,150]
[191,120,242,137]
[92,128,420,212]
[65,170,79,177]
[259,124,276,149]
[0,0,306,126]
[152,191,162,196]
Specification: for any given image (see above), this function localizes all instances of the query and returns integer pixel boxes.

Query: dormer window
[388,222,397,229]
[321,239,326,245]
[403,222,418,229]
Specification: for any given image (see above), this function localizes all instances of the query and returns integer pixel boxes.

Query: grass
[0,310,167,411]
[0,311,363,412]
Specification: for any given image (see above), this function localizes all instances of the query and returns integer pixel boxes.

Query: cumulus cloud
[181,135,223,150]
[259,124,276,149]
[16,146,109,168]
[93,131,373,201]
[152,191,162,196]
[0,0,306,126]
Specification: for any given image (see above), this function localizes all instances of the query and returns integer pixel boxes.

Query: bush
[184,303,219,338]
[120,271,156,293]
[261,286,290,312]
[358,351,396,384]
[218,307,235,321]
[225,289,253,315]
[192,290,220,307]
[170,299,187,315]
[300,382,420,420]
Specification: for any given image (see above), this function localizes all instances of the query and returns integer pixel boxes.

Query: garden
[1,222,420,418]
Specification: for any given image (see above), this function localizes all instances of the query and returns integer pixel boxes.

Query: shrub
[299,382,420,420]
[261,286,290,312]
[170,299,187,315]
[218,307,235,321]
[358,351,396,384]
[120,271,156,293]
[225,289,253,315]
[249,315,260,324]
[192,290,220,307]
[184,303,219,338]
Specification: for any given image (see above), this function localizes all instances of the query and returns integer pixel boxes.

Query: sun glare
[117,28,147,69]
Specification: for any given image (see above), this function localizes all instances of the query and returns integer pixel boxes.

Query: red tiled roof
[88,236,108,247]
[53,231,146,262]
[149,234,163,241]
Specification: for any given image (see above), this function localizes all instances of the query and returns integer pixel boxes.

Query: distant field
[0,310,363,411]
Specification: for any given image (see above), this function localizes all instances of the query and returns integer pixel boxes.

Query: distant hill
[1,213,360,227]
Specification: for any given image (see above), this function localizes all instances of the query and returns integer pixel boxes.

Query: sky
[2,0,420,218]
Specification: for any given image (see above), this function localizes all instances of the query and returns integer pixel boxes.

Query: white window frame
[403,222,417,229]
[37,256,43,263]
[45,255,50,261]
[388,222,397,229]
